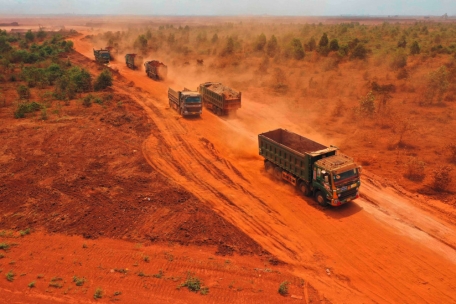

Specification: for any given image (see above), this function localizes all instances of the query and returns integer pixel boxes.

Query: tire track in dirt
[72,37,456,303]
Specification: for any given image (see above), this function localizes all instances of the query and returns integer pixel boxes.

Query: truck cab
[168,88,202,116]
[179,91,202,116]
[313,155,361,206]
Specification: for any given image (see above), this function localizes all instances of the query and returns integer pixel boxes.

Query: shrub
[432,166,453,192]
[14,101,42,118]
[6,270,14,282]
[0,243,10,250]
[350,43,368,60]
[359,91,376,116]
[319,33,329,47]
[83,95,92,107]
[390,51,408,70]
[397,35,407,48]
[422,66,449,105]
[178,273,208,294]
[28,281,36,288]
[305,37,317,51]
[17,84,30,99]
[94,287,103,299]
[73,276,86,286]
[410,41,420,55]
[94,69,112,91]
[404,157,426,181]
[255,33,267,51]
[289,38,305,60]
[266,35,278,57]
[278,281,289,296]
[329,39,339,51]
[19,228,31,236]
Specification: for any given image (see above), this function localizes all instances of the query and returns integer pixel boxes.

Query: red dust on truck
[144,60,167,81]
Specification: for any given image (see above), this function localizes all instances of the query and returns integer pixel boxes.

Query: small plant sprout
[94,287,103,299]
[278,281,289,296]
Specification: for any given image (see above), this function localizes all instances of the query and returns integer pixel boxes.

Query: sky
[0,0,455,16]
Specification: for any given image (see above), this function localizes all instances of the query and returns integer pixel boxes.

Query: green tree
[69,67,92,93]
[266,35,278,57]
[319,33,329,47]
[329,39,339,51]
[422,66,449,105]
[25,30,35,42]
[37,29,47,40]
[397,35,407,48]
[17,84,30,99]
[290,38,305,60]
[306,37,316,51]
[94,69,112,91]
[410,41,420,55]
[211,33,218,43]
[255,33,267,51]
[350,43,368,60]
[134,35,148,50]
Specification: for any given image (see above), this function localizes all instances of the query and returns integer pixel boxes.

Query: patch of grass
[6,270,14,282]
[19,228,31,236]
[153,269,164,279]
[94,287,103,299]
[0,243,10,251]
[114,268,127,274]
[278,281,289,296]
[73,276,86,286]
[143,255,150,263]
[28,281,36,288]
[178,273,208,294]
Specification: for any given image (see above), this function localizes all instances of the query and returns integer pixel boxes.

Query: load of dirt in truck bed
[145,60,166,67]
[262,129,327,153]
[207,83,240,99]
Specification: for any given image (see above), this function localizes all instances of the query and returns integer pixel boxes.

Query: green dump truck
[259,129,361,206]
[144,60,167,81]
[125,53,138,69]
[197,82,241,116]
[93,48,110,64]
[168,88,202,117]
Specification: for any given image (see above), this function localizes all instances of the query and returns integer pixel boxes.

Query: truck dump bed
[204,83,240,100]
[258,129,337,182]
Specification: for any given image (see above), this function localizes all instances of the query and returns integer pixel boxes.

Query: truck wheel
[300,182,311,197]
[273,167,282,180]
[315,191,327,206]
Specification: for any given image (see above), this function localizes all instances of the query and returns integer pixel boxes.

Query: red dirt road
[68,34,456,303]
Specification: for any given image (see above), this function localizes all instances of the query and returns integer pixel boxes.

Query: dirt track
[67,34,456,303]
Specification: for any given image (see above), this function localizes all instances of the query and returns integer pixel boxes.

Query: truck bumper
[330,194,359,206]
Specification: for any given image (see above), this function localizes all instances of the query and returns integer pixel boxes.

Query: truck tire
[299,182,311,197]
[315,191,327,206]
[273,166,282,180]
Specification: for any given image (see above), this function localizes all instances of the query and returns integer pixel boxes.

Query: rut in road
[116,86,298,259]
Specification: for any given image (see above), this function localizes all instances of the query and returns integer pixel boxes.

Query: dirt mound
[0,91,268,257]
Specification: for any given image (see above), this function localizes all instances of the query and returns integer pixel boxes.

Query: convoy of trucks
[197,82,241,116]
[118,53,360,207]
[93,48,111,64]
[258,128,361,206]
[168,88,203,117]
[144,60,167,80]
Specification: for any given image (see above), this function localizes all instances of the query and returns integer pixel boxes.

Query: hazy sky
[1,0,455,16]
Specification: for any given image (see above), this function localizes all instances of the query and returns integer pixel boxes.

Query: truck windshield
[186,97,201,103]
[333,168,358,184]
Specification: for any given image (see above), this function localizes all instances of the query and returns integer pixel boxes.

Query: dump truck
[197,82,241,116]
[93,48,110,64]
[144,60,167,80]
[125,53,138,69]
[259,129,361,206]
[168,88,202,117]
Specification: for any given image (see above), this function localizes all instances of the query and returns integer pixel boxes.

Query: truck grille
[339,187,358,200]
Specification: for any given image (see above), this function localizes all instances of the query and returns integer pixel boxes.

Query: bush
[94,69,112,91]
[278,281,289,296]
[14,101,42,118]
[432,166,453,192]
[329,39,339,51]
[390,51,408,70]
[25,30,34,42]
[319,33,329,47]
[17,84,30,99]
[83,95,92,107]
[410,41,420,55]
[266,35,278,57]
[94,287,103,299]
[359,91,376,116]
[350,43,368,60]
[255,33,266,51]
[404,157,426,181]
[289,38,305,60]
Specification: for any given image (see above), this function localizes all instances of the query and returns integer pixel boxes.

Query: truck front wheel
[264,161,272,172]
[315,191,327,206]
